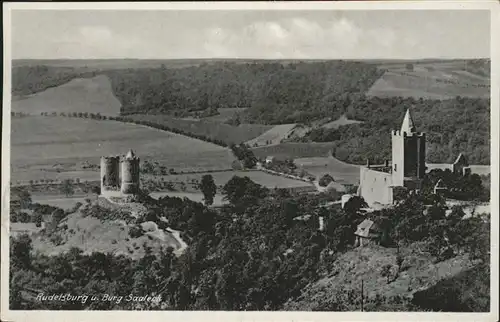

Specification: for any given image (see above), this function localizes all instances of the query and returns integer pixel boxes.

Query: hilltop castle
[358,109,426,206]
[357,109,471,206]
[100,149,140,199]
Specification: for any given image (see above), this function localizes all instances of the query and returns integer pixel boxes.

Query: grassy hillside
[284,244,482,311]
[11,116,235,183]
[31,199,188,259]
[12,75,122,116]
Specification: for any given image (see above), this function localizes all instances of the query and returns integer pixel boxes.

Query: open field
[31,194,94,210]
[246,124,298,147]
[146,170,313,189]
[321,115,363,130]
[11,116,236,182]
[10,170,100,186]
[252,142,335,160]
[367,68,490,99]
[126,114,272,146]
[12,75,122,116]
[295,156,361,185]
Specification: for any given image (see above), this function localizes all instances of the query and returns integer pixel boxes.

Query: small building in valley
[354,219,382,247]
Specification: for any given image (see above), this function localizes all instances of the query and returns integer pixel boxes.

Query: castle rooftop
[124,149,137,160]
[401,108,416,134]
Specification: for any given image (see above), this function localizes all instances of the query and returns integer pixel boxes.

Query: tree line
[12,65,98,96]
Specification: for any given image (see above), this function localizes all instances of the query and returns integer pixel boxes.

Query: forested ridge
[102,60,383,122]
[294,96,490,165]
[11,66,98,97]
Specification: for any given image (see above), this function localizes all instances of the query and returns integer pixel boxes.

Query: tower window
[394,164,397,172]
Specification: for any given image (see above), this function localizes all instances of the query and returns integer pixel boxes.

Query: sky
[9,9,491,60]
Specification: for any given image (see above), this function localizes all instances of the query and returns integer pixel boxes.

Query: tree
[18,189,32,209]
[222,176,268,206]
[91,186,101,196]
[10,234,32,269]
[200,175,217,206]
[318,174,334,187]
[60,179,75,197]
[33,213,43,227]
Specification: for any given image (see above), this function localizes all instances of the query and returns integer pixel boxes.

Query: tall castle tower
[391,109,426,187]
[120,149,140,195]
[100,155,120,192]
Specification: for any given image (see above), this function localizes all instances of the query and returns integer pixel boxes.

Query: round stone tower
[100,156,120,192]
[120,149,140,195]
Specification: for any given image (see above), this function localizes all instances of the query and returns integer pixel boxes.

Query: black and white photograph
[1,2,498,321]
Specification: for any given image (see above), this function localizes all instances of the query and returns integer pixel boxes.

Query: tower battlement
[391,129,425,137]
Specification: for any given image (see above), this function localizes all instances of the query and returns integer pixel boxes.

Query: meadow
[367,61,490,99]
[126,114,272,146]
[294,156,360,185]
[11,116,236,183]
[145,170,313,189]
[246,123,298,147]
[252,142,335,160]
[12,75,122,116]
[321,115,363,130]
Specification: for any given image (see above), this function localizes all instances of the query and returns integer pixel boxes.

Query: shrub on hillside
[129,225,144,238]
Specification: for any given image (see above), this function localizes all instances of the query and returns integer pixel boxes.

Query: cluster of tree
[141,160,175,176]
[262,158,308,179]
[10,112,31,118]
[318,174,335,187]
[42,111,108,120]
[9,174,490,311]
[295,96,490,165]
[101,61,382,123]
[374,192,490,263]
[422,169,489,202]
[229,143,257,169]
[12,66,97,96]
[10,211,42,226]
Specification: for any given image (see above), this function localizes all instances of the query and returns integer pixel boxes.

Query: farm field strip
[246,124,298,147]
[294,156,361,185]
[126,114,272,146]
[252,142,335,160]
[321,115,363,130]
[11,75,122,116]
[11,116,236,181]
[367,61,490,99]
